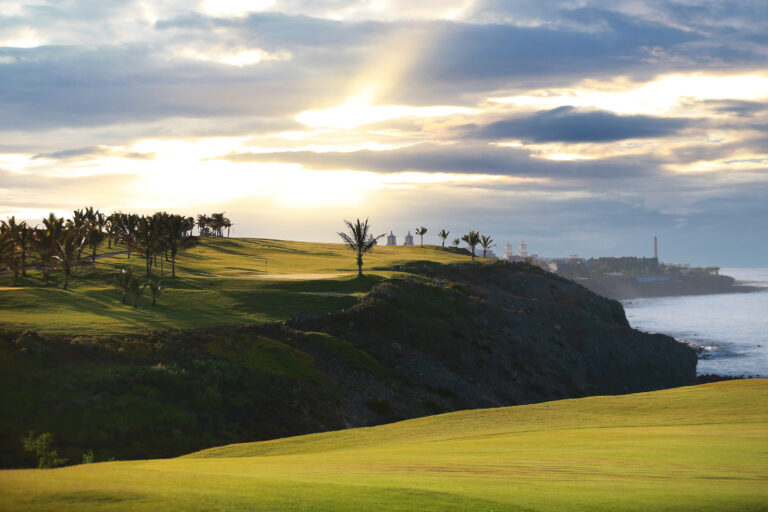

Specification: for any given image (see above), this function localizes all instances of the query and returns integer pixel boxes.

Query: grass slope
[1,380,766,511]
[0,238,473,334]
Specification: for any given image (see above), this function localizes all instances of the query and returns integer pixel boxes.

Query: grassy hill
[0,380,766,511]
[0,238,473,334]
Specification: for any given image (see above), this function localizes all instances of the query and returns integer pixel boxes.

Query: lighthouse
[386,231,397,246]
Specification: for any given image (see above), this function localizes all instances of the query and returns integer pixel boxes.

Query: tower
[386,231,397,246]
[654,235,658,260]
[518,240,528,258]
[504,241,514,260]
[404,231,414,246]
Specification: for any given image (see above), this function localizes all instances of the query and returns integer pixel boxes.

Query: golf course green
[0,379,765,511]
[0,238,473,334]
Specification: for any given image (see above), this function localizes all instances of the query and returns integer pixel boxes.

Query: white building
[386,231,397,246]
[403,231,414,246]
[504,241,515,260]
[518,241,528,258]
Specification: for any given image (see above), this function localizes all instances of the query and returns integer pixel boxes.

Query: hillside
[0,238,474,334]
[0,245,696,467]
[1,380,766,511]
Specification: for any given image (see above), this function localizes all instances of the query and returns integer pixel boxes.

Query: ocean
[622,268,768,378]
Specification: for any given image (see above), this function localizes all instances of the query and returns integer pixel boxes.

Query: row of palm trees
[0,208,219,289]
[196,213,232,238]
[340,219,496,276]
[402,226,495,260]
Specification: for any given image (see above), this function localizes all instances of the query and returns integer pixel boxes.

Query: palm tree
[86,210,106,263]
[196,214,209,237]
[338,218,385,277]
[0,232,21,285]
[165,214,192,278]
[415,226,428,247]
[209,213,226,237]
[224,217,232,238]
[1,216,31,277]
[131,216,162,275]
[53,227,86,290]
[437,229,450,247]
[461,230,481,262]
[451,238,461,248]
[127,274,147,308]
[480,234,495,258]
[113,266,134,304]
[71,209,89,260]
[148,279,163,306]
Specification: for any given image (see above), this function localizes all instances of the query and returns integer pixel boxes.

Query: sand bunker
[240,273,349,280]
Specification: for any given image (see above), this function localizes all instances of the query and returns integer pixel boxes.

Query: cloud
[463,107,690,142]
[216,142,662,181]
[32,146,156,161]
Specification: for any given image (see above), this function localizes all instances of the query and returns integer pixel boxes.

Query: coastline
[574,273,760,300]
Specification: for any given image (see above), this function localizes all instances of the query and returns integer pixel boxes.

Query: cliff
[0,262,697,467]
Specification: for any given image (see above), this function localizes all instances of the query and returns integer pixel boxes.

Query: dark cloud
[32,146,107,160]
[463,107,690,143]
[701,100,768,117]
[32,146,156,161]
[216,142,661,180]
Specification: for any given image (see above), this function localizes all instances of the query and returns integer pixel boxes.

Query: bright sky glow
[297,102,478,129]
[179,48,291,66]
[0,27,44,48]
[200,0,276,17]
[491,74,768,115]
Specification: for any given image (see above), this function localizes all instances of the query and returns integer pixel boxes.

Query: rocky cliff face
[298,262,697,422]
[0,262,697,467]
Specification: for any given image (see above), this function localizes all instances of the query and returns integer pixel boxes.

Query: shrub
[21,431,68,468]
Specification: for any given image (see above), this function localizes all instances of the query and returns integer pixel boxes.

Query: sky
[1,1,767,266]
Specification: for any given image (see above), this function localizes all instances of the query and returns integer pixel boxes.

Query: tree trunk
[357,255,363,277]
[146,255,152,276]
[483,248,487,258]
[122,292,126,304]
[21,252,26,276]
[152,296,157,306]
[92,245,97,263]
[171,252,176,278]
[63,268,70,290]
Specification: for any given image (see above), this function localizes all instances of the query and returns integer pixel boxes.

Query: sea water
[622,268,768,378]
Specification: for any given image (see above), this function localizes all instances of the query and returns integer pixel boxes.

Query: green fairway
[0,380,766,511]
[0,238,473,334]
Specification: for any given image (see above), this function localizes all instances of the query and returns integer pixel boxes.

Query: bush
[21,431,68,468]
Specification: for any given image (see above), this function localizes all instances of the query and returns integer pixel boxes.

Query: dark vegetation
[0,261,696,468]
[0,209,232,288]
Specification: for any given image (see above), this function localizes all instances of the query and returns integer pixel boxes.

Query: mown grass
[0,238,474,334]
[0,380,765,511]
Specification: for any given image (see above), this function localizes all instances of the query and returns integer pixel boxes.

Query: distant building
[386,231,397,246]
[518,241,528,258]
[403,231,414,246]
[504,241,515,260]
[504,240,529,262]
[368,234,377,246]
[484,248,499,259]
